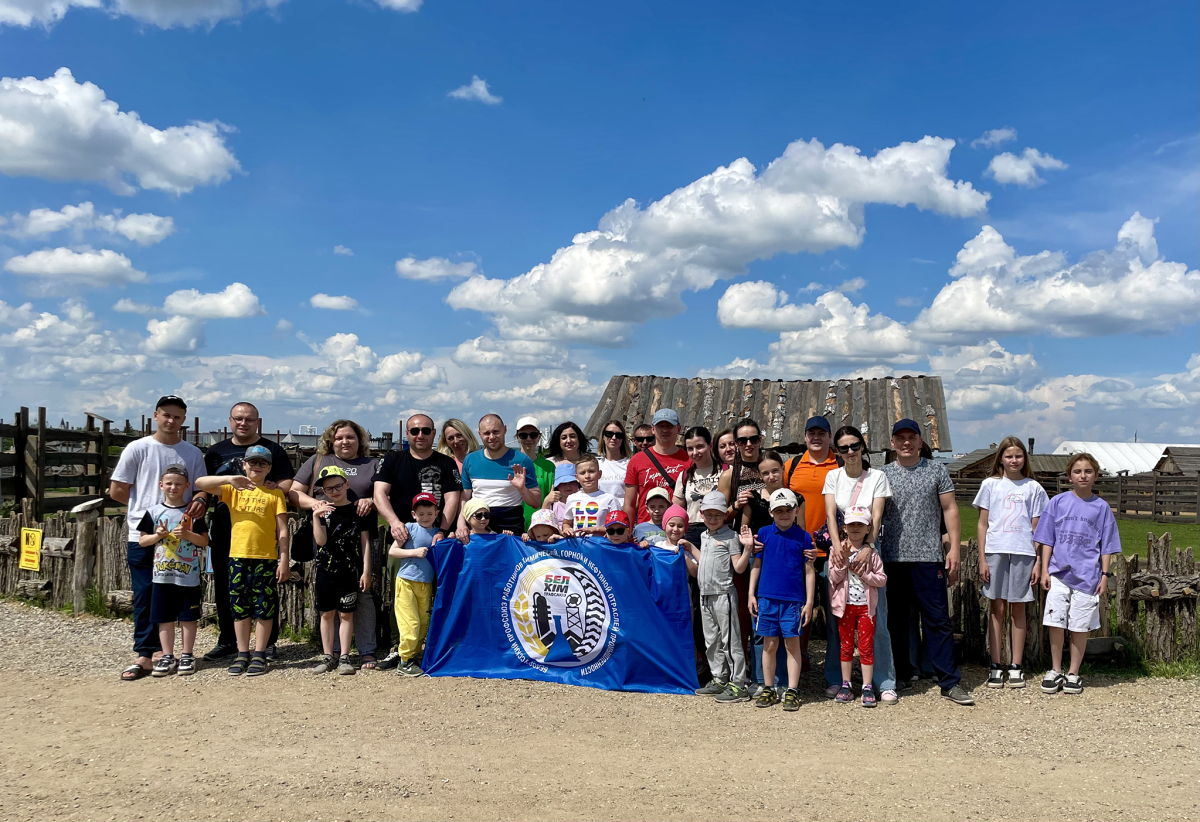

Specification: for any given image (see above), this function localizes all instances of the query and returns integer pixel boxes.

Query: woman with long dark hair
[547,421,590,466]
[673,425,724,546]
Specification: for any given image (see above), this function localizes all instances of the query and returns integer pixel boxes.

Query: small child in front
[524,509,564,543]
[310,466,373,676]
[748,489,816,711]
[635,487,671,545]
[137,464,209,677]
[827,505,887,707]
[659,504,690,553]
[388,492,440,677]
[1034,453,1120,695]
[196,444,289,677]
[542,463,580,528]
[681,491,755,704]
[563,456,622,537]
[603,510,635,545]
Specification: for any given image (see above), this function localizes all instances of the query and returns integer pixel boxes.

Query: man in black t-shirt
[374,413,462,546]
[201,402,296,661]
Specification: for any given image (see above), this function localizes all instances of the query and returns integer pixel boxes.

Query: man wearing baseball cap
[623,407,692,527]
[514,415,555,531]
[879,418,972,705]
[110,394,208,681]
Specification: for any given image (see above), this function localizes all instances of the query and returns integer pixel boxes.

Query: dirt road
[0,602,1195,821]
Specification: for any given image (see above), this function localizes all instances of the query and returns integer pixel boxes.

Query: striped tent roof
[583,374,952,452]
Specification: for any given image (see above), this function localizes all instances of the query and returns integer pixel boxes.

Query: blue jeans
[822,571,897,692]
[126,542,159,657]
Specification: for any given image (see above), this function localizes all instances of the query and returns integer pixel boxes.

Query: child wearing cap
[195,444,290,677]
[310,466,375,676]
[137,465,209,677]
[827,505,888,707]
[680,491,755,703]
[387,492,440,677]
[748,488,816,711]
[603,511,635,545]
[562,455,623,537]
[634,487,671,545]
[524,509,564,543]
[462,498,506,540]
[542,462,581,528]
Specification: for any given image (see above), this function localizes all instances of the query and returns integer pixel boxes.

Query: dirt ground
[0,602,1196,822]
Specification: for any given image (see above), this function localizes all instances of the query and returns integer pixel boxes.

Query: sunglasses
[836,442,864,454]
[470,511,491,521]
[634,436,655,444]
[516,431,540,440]
[408,427,434,436]
[606,526,628,536]
[736,435,762,446]
[603,430,626,440]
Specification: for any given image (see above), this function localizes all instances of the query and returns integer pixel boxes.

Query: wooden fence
[952,473,1199,524]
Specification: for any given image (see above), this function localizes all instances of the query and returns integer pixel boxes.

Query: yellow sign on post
[19,528,42,572]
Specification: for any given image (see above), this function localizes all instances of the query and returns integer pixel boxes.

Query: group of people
[110,395,1121,705]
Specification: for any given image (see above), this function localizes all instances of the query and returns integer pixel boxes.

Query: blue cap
[804,415,831,433]
[651,408,679,426]
[243,444,273,463]
[553,462,577,488]
[892,418,921,436]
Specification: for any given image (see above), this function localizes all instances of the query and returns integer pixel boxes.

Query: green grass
[84,585,111,618]
[279,623,316,645]
[957,502,1197,559]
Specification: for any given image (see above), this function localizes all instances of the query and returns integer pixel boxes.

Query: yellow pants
[394,578,434,661]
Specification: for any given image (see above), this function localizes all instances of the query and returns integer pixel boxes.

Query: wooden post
[71,498,103,616]
[14,408,28,510]
[1112,554,1138,639]
[194,416,200,445]
[1144,533,1177,662]
[99,420,112,499]
[29,407,46,522]
[1175,546,1197,656]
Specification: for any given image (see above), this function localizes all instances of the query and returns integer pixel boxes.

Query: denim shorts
[756,596,802,638]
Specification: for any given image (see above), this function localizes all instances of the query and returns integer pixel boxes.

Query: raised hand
[510,464,526,489]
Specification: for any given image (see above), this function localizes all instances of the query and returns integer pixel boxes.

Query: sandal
[120,663,149,682]
[228,653,251,676]
[359,656,377,671]
[245,652,269,677]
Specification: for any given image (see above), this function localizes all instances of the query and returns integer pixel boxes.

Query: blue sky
[0,0,1196,451]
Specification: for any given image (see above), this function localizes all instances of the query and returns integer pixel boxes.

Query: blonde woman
[437,418,479,472]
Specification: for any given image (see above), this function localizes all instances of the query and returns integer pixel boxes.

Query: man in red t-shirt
[623,408,692,524]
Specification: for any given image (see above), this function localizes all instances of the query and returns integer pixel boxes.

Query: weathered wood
[72,500,102,617]
[1129,572,1200,601]
[1084,636,1126,658]
[106,589,134,614]
[959,541,985,662]
[1143,533,1177,662]
[16,578,50,599]
[1112,554,1138,639]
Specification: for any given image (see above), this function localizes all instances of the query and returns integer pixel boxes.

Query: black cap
[156,395,187,411]
[892,418,921,436]
[804,415,831,433]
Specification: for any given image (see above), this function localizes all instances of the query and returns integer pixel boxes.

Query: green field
[956,503,1198,560]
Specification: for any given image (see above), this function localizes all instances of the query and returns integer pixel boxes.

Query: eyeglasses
[470,512,491,521]
[516,432,540,440]
[634,436,655,444]
[606,526,627,536]
[736,435,762,446]
[322,482,347,493]
[245,460,270,468]
[408,427,434,436]
[603,430,626,440]
[836,442,864,454]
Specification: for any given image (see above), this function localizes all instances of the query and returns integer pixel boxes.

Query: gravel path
[0,601,1196,821]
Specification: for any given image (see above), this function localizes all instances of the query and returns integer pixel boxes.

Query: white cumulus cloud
[112,298,158,316]
[448,76,502,105]
[163,282,264,318]
[144,315,205,354]
[4,246,145,285]
[716,281,831,332]
[309,293,358,311]
[3,202,174,245]
[0,0,293,29]
[332,244,353,256]
[970,127,1017,150]
[0,68,240,195]
[395,256,478,281]
[452,336,569,369]
[985,147,1067,187]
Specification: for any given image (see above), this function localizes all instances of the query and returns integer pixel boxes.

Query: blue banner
[423,534,698,695]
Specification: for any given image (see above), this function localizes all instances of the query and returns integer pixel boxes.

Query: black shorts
[228,557,278,621]
[316,566,360,614]
[151,583,202,624]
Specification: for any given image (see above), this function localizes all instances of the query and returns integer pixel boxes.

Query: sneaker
[397,659,424,677]
[879,689,898,706]
[177,653,196,676]
[337,655,356,676]
[940,684,975,705]
[714,683,751,703]
[747,683,764,698]
[895,679,914,693]
[312,654,335,674]
[910,672,920,682]
[265,644,278,662]
[987,663,1006,688]
[1007,666,1026,689]
[835,682,853,703]
[377,649,401,671]
[1063,674,1083,695]
[781,688,801,712]
[861,686,877,708]
[1040,670,1065,694]
[203,642,237,661]
[151,655,176,677]
[695,679,729,696]
[754,686,781,708]
[824,683,841,700]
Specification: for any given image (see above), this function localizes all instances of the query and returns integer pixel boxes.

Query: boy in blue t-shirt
[388,492,440,677]
[747,488,816,711]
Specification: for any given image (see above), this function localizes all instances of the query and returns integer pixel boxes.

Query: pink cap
[663,504,688,526]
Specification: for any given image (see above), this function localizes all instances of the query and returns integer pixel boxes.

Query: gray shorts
[983,553,1036,603]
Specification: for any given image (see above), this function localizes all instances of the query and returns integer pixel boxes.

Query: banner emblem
[504,555,616,671]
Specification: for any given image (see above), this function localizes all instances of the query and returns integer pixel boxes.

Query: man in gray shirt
[879,419,973,706]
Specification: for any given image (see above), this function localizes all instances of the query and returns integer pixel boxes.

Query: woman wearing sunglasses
[820,425,899,705]
[596,420,631,500]
[547,421,590,467]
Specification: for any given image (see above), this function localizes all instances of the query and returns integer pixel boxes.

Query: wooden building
[1154,446,1200,477]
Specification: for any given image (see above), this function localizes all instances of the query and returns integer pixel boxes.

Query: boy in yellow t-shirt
[196,445,289,676]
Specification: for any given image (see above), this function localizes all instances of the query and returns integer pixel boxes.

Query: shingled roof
[583,374,952,452]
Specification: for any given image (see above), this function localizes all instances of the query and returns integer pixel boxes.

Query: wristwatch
[1102,571,1114,578]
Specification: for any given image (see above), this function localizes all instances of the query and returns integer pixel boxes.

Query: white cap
[768,488,800,511]
[699,490,728,513]
[515,415,539,432]
[646,487,671,504]
[844,505,872,526]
